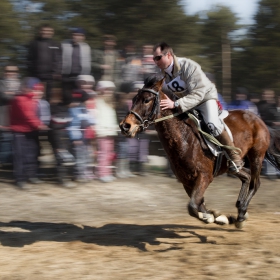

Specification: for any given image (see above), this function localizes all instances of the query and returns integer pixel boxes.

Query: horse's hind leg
[234,168,251,228]
[235,154,263,228]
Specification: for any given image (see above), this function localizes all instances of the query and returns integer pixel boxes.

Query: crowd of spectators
[0,23,279,189]
[0,24,163,189]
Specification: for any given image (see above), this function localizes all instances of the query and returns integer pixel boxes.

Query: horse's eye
[144,99,150,104]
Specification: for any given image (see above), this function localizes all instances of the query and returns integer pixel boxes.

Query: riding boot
[215,130,244,174]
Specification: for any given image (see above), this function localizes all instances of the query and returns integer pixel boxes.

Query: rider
[153,42,243,174]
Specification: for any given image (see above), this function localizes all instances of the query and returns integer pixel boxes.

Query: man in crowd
[61,27,91,105]
[27,23,61,101]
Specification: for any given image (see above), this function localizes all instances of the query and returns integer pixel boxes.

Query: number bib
[165,76,187,93]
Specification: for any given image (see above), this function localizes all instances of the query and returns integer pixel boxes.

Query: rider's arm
[176,60,217,112]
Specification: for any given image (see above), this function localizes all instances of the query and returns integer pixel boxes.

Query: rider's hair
[153,42,174,56]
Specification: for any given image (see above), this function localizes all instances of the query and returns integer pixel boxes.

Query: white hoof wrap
[215,215,229,225]
[198,212,215,223]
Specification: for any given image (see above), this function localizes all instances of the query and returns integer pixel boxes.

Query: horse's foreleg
[187,196,215,224]
[184,176,215,224]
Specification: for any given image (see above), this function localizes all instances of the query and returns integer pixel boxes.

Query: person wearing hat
[9,77,49,188]
[61,27,92,105]
[94,80,118,183]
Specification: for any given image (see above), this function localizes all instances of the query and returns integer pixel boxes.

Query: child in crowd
[9,77,48,188]
[33,82,51,178]
[68,75,96,183]
[49,88,75,187]
[34,83,51,126]
[95,81,118,183]
[84,77,98,179]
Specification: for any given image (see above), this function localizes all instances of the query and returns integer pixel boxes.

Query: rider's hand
[160,94,175,110]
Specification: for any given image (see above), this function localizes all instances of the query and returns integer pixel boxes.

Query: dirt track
[0,168,279,280]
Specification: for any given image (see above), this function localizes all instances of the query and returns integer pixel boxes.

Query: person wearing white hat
[95,81,118,183]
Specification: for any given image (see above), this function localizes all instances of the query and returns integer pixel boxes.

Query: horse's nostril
[120,122,131,132]
[123,123,131,131]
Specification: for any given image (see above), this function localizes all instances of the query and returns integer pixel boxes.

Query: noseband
[129,88,160,130]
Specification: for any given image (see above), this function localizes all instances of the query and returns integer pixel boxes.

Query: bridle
[125,87,180,137]
[128,88,160,131]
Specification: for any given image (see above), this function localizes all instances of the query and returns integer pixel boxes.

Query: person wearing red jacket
[10,77,48,188]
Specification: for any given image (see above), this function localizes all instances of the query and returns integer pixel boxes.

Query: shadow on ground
[0,221,239,251]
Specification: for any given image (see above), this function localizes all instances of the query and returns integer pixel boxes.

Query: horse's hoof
[198,212,215,223]
[215,215,229,225]
[235,212,249,229]
[235,220,245,229]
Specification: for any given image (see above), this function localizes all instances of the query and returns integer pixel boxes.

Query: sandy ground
[0,165,280,280]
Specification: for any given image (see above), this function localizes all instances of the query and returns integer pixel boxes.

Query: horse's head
[119,76,164,137]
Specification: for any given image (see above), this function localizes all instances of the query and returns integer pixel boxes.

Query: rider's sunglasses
[153,52,168,62]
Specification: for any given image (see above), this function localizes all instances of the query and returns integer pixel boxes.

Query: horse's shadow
[0,221,239,251]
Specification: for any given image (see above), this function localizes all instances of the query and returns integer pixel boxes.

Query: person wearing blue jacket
[68,76,96,182]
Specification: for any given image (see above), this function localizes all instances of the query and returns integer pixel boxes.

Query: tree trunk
[222,43,231,103]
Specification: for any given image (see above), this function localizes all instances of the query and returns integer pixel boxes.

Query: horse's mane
[143,74,162,88]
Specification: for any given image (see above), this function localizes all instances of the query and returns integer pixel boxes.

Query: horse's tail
[265,127,280,171]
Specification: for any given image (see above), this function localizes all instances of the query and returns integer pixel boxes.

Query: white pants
[196,99,224,137]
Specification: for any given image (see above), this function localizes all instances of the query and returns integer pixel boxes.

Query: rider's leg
[215,129,244,173]
[196,99,243,174]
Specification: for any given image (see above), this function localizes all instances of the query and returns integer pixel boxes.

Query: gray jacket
[162,55,218,112]
[61,40,91,75]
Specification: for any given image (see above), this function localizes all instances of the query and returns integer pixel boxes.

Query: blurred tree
[0,0,25,69]
[199,5,240,101]
[246,0,280,92]
[231,36,254,93]
[27,0,200,50]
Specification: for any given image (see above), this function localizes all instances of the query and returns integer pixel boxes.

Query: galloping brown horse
[120,77,280,228]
